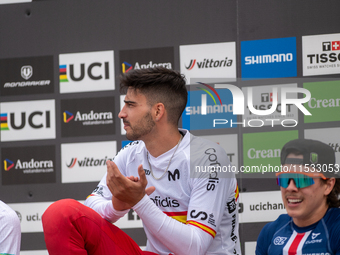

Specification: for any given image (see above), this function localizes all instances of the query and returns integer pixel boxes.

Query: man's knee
[42,199,85,233]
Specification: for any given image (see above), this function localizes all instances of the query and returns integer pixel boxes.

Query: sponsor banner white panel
[61,141,116,183]
[0,100,56,142]
[59,50,115,93]
[8,201,83,233]
[21,250,48,255]
[199,134,238,170]
[114,210,144,229]
[0,0,31,4]
[244,241,257,255]
[239,191,285,223]
[180,42,236,84]
[242,84,298,127]
[302,33,340,76]
[304,127,340,165]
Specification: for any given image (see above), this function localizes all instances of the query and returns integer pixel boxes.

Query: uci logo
[273,236,287,245]
[3,111,51,130]
[61,62,110,82]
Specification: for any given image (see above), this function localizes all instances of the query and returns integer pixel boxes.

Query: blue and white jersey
[256,207,340,255]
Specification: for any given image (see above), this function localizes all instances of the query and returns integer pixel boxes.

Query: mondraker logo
[185,57,232,70]
[63,111,74,123]
[21,66,33,80]
[3,159,14,171]
[0,113,9,131]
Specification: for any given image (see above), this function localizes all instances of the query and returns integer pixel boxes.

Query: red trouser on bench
[42,199,157,255]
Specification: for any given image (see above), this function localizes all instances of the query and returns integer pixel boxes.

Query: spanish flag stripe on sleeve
[186,220,216,238]
[164,211,187,216]
[164,211,187,224]
[235,184,239,201]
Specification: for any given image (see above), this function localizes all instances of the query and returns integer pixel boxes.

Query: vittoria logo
[180,42,236,84]
[66,156,112,168]
[185,57,233,70]
[61,141,116,183]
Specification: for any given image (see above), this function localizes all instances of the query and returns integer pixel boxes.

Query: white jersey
[0,200,21,255]
[85,129,241,255]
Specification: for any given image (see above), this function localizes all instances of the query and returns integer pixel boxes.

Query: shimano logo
[245,53,293,65]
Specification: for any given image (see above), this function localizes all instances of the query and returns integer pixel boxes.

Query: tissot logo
[61,97,115,137]
[302,33,340,76]
[0,56,54,96]
[322,41,340,51]
[241,37,297,79]
[1,145,56,185]
[0,100,56,142]
[59,50,115,93]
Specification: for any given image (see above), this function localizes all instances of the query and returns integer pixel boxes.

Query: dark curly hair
[119,67,187,126]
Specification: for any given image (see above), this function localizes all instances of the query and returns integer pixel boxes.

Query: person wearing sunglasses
[256,139,340,255]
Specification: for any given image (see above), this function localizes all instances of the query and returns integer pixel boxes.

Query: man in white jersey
[42,67,240,255]
[0,200,21,255]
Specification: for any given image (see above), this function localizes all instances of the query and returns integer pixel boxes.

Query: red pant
[42,199,157,255]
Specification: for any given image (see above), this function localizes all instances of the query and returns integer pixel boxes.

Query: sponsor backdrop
[0,0,339,254]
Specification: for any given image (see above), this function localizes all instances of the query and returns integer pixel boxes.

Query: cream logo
[21,66,33,80]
